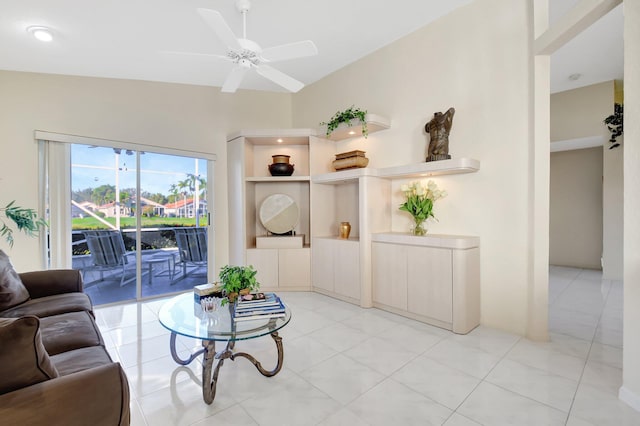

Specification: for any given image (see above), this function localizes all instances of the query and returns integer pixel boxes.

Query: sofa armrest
[0,362,130,426]
[18,269,84,299]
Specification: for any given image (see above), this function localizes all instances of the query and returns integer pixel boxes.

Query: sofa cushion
[0,292,93,318]
[0,249,30,311]
[50,345,114,376]
[39,311,104,356]
[0,316,59,395]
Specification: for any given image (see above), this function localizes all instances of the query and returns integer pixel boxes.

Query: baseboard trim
[619,386,640,412]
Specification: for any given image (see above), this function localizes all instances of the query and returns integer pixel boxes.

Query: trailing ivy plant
[320,106,368,138]
[604,103,623,149]
[0,201,48,248]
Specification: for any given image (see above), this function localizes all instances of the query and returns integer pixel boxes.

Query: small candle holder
[200,297,221,314]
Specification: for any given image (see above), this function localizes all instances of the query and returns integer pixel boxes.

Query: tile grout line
[445,334,523,424]
[563,271,615,425]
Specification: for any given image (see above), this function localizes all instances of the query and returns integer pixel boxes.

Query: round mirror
[259,194,299,234]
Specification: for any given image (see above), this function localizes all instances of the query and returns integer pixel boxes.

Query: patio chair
[82,230,147,287]
[173,227,208,281]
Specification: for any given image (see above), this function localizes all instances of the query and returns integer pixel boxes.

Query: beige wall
[0,70,292,271]
[551,80,614,142]
[622,0,640,411]
[292,0,533,334]
[550,81,622,278]
[549,147,603,269]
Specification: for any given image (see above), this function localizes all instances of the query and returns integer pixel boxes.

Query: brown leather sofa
[0,251,130,426]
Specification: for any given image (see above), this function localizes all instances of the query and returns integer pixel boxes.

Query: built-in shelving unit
[228,125,481,333]
[310,154,481,321]
[227,129,318,292]
[319,113,391,141]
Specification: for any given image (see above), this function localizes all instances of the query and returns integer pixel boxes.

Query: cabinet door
[246,249,279,288]
[279,248,311,287]
[407,246,452,323]
[333,240,360,300]
[312,238,334,292]
[372,242,408,310]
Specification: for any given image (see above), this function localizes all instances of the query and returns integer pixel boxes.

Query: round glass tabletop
[158,292,291,342]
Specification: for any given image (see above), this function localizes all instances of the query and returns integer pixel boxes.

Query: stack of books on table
[233,293,286,322]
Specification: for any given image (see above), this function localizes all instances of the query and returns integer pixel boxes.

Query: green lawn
[72,216,204,230]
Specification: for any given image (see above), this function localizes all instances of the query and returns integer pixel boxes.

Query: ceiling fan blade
[197,8,242,52]
[221,66,249,93]
[260,40,318,62]
[256,64,305,93]
[161,50,230,62]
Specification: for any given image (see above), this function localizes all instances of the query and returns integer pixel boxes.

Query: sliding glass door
[70,144,210,305]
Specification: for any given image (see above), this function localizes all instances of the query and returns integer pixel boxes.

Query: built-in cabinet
[246,248,311,290]
[311,237,360,302]
[228,125,482,333]
[371,233,480,334]
[310,158,480,312]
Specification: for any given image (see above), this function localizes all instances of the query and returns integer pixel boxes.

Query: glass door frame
[36,131,216,304]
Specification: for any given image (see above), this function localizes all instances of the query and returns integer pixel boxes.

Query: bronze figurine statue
[425,107,455,162]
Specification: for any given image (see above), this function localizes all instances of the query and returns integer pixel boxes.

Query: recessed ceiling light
[277,138,283,143]
[27,26,53,42]
[348,131,356,135]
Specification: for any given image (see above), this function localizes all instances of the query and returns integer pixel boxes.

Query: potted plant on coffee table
[219,264,260,305]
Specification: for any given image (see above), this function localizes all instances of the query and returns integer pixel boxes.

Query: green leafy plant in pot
[218,264,260,305]
[320,105,368,138]
[603,103,623,149]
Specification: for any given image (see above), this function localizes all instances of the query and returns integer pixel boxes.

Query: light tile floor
[94,266,639,425]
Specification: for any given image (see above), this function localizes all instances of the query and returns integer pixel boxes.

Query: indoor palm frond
[0,201,48,247]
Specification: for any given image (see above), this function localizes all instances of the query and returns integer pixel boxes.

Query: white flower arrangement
[399,180,447,235]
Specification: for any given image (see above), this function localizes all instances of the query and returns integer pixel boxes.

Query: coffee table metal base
[169,332,284,404]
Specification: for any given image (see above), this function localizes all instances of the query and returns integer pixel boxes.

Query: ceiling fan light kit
[195,0,318,93]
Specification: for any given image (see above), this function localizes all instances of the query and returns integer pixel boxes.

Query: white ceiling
[0,0,623,94]
[550,0,623,93]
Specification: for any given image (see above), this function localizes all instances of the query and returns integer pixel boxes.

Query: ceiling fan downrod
[236,0,251,39]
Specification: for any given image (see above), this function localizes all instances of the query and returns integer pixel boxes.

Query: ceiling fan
[193,0,318,93]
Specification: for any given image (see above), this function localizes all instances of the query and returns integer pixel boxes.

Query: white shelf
[246,176,310,182]
[378,158,480,178]
[228,128,316,145]
[313,236,360,242]
[312,167,378,184]
[372,232,480,249]
[311,158,479,185]
[319,114,390,141]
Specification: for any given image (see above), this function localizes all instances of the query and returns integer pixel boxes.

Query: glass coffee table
[158,292,291,404]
